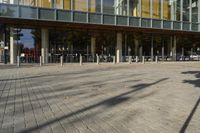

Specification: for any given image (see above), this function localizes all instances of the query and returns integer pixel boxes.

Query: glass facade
[0,0,199,23]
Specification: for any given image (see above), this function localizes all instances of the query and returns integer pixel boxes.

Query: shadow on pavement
[19,78,168,133]
[180,71,200,133]
[182,71,200,88]
[179,97,200,133]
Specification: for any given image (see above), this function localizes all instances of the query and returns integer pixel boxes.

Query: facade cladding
[0,0,200,64]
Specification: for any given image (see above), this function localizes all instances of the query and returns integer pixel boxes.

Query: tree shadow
[0,65,143,81]
[179,97,200,133]
[180,71,200,133]
[182,71,200,88]
[19,78,168,133]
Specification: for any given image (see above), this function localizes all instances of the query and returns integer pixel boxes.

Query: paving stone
[0,63,200,133]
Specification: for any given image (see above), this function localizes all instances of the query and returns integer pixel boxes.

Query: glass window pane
[89,0,101,13]
[37,0,51,8]
[141,0,150,18]
[73,0,87,12]
[129,0,140,17]
[152,0,161,19]
[192,0,198,22]
[56,0,63,9]
[19,0,36,6]
[169,0,180,21]
[0,0,18,4]
[103,0,114,14]
[183,0,190,21]
[64,0,71,10]
[176,0,181,21]
[115,0,128,16]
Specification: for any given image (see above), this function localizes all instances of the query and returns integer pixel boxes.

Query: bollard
[136,56,138,63]
[129,56,132,64]
[40,56,42,66]
[60,56,63,67]
[80,55,82,66]
[17,56,20,67]
[142,56,145,64]
[113,56,116,64]
[155,56,158,64]
[96,55,99,65]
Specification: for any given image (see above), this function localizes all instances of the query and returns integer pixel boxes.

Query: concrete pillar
[181,47,184,56]
[91,37,96,57]
[116,32,122,63]
[10,28,17,64]
[139,45,143,60]
[151,36,154,61]
[162,41,165,61]
[168,37,172,57]
[41,29,49,64]
[172,35,177,61]
[0,50,2,62]
[134,38,139,56]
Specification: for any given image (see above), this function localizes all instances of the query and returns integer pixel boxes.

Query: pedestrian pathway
[0,63,199,133]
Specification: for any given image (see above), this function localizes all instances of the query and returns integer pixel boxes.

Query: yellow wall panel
[64,0,71,10]
[152,0,160,18]
[74,0,87,11]
[163,0,170,20]
[37,0,51,8]
[142,0,150,18]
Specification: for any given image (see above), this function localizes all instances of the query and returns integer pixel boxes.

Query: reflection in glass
[115,0,128,15]
[56,0,63,9]
[183,0,190,21]
[175,0,181,21]
[103,0,114,14]
[192,0,198,22]
[19,0,36,6]
[129,0,140,17]
[169,0,180,21]
[0,0,18,4]
[14,29,41,63]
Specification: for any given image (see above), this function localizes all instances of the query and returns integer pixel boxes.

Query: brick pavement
[0,63,200,133]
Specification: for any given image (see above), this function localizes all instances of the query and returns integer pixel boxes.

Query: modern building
[0,0,200,64]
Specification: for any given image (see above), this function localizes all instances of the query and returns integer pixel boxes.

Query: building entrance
[49,30,116,63]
